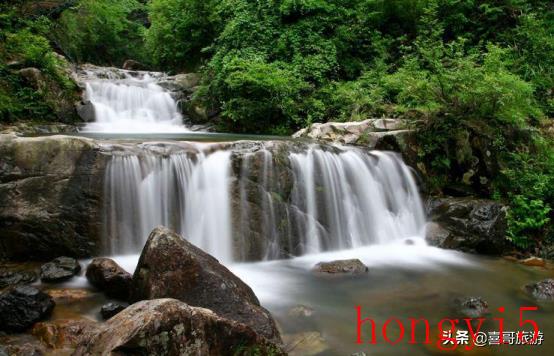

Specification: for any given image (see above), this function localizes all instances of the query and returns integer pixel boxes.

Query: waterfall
[103,143,425,262]
[81,69,187,133]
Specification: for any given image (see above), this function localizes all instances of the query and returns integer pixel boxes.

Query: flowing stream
[56,68,554,355]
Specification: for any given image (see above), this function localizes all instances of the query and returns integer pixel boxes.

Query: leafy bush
[52,0,146,65]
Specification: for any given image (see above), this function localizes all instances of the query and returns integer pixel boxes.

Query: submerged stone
[0,269,37,289]
[313,259,368,275]
[453,296,489,318]
[525,279,554,301]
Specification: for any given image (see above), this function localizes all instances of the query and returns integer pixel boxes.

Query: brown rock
[86,258,132,300]
[73,298,284,356]
[31,319,97,350]
[520,257,546,267]
[130,226,281,343]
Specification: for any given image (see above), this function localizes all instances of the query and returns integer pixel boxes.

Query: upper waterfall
[79,67,187,133]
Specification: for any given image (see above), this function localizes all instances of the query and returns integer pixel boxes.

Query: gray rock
[100,302,126,320]
[426,197,508,254]
[40,256,81,283]
[0,269,37,289]
[525,279,554,301]
[313,259,368,275]
[73,299,285,355]
[0,135,107,260]
[131,226,282,343]
[454,296,489,318]
[0,286,55,333]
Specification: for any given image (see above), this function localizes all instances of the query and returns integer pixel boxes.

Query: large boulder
[0,134,107,260]
[131,226,281,343]
[40,256,81,283]
[73,298,284,356]
[0,286,55,333]
[85,258,132,300]
[426,197,508,254]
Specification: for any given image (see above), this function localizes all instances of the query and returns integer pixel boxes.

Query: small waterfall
[81,69,186,133]
[103,149,232,262]
[103,143,425,262]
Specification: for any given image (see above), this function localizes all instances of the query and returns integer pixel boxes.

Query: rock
[40,257,81,283]
[0,286,55,332]
[0,135,107,260]
[122,59,147,71]
[524,279,554,301]
[283,331,328,356]
[131,226,281,343]
[313,259,368,275]
[76,100,95,122]
[453,297,489,318]
[0,269,37,289]
[288,305,315,318]
[31,319,97,350]
[520,256,546,267]
[73,298,284,355]
[426,197,508,254]
[17,66,80,123]
[100,302,126,320]
[174,73,201,91]
[425,222,451,247]
[46,288,94,303]
[85,258,131,300]
[0,333,46,356]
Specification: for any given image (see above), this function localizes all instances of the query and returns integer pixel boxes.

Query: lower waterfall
[103,142,425,262]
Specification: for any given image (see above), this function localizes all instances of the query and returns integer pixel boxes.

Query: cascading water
[80,68,187,133]
[103,143,425,262]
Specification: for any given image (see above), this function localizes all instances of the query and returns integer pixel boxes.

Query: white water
[103,143,426,263]
[104,149,233,262]
[81,71,187,133]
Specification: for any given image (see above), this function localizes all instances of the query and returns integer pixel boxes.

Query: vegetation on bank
[0,0,553,253]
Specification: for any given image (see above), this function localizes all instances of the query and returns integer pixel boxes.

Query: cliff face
[0,134,107,260]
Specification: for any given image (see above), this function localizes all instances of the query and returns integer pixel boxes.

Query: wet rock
[46,288,93,303]
[122,59,147,71]
[76,100,95,122]
[288,305,315,318]
[40,257,81,283]
[0,269,37,289]
[313,259,368,275]
[0,134,107,260]
[31,319,97,350]
[85,258,131,300]
[0,286,55,332]
[283,331,328,356]
[0,333,45,356]
[131,226,281,343]
[525,279,554,301]
[454,297,489,318]
[100,302,126,320]
[520,256,546,267]
[426,197,508,255]
[73,298,284,355]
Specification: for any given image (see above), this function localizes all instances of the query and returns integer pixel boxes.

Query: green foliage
[146,0,219,71]
[0,3,77,123]
[52,0,146,65]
